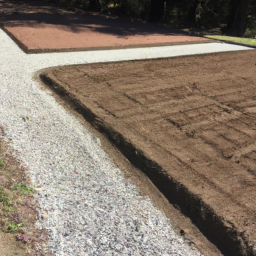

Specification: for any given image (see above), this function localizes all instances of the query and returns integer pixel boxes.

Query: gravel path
[0,29,252,255]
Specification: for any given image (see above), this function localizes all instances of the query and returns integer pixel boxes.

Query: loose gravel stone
[0,28,251,255]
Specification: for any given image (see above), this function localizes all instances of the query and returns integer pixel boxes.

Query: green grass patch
[0,160,5,167]
[204,35,256,46]
[11,183,35,195]
[8,222,23,233]
[0,187,11,206]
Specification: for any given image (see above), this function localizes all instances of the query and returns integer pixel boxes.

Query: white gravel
[0,28,252,255]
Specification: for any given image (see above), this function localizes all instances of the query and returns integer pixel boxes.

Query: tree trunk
[88,0,101,11]
[164,0,172,23]
[148,0,165,22]
[186,0,199,27]
[229,0,251,36]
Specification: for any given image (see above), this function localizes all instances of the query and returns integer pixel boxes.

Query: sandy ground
[41,50,256,256]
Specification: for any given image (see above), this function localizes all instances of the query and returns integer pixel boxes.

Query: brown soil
[40,50,256,256]
[0,231,26,256]
[36,70,223,256]
[0,0,211,53]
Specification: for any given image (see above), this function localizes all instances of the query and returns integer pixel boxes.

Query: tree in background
[148,0,165,22]
[163,0,200,27]
[195,0,231,29]
[88,0,101,11]
[246,0,256,37]
[119,0,150,19]
[48,0,256,37]
[228,0,252,36]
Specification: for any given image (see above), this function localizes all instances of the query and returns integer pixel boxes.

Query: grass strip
[205,35,256,46]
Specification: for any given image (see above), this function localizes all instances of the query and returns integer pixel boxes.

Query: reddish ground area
[40,50,256,256]
[0,0,210,53]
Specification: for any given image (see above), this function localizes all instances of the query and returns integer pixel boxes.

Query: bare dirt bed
[0,0,210,53]
[40,50,256,256]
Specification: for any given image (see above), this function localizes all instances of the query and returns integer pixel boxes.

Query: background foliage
[49,0,256,37]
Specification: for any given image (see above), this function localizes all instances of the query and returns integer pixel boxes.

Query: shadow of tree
[1,0,191,37]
